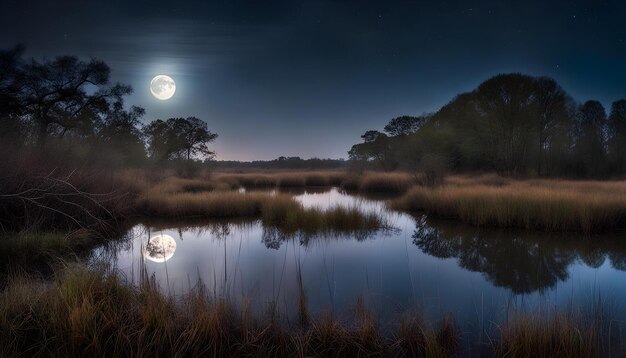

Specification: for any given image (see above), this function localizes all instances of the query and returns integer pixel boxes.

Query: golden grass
[217,173,278,188]
[394,176,626,233]
[215,171,345,189]
[139,191,270,218]
[123,170,626,233]
[138,186,388,237]
[132,172,389,234]
[142,176,233,196]
[277,174,307,187]
[357,172,415,193]
[496,311,597,357]
[0,265,458,357]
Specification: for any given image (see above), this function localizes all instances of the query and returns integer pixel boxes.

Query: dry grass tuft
[358,172,415,193]
[496,311,597,357]
[139,191,271,218]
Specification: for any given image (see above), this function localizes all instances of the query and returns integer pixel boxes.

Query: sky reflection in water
[96,187,626,340]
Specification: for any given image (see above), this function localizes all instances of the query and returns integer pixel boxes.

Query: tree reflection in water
[412,215,626,294]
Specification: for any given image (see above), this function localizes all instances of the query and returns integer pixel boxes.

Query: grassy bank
[138,186,389,235]
[0,265,457,357]
[133,172,626,233]
[393,175,626,233]
[0,264,605,357]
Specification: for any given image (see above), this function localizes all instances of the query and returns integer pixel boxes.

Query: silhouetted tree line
[350,74,626,178]
[0,45,217,171]
[213,156,347,170]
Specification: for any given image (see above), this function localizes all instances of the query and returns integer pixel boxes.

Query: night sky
[1,0,625,160]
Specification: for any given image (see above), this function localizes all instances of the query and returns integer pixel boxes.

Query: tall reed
[495,310,598,357]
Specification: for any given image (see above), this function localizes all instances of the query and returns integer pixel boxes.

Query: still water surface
[93,187,626,345]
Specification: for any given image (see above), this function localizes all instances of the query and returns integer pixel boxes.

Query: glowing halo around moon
[143,234,177,263]
[150,75,176,100]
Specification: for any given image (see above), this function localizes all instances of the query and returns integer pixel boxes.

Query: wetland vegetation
[1,45,626,356]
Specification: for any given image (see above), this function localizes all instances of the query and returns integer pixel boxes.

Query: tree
[0,45,26,143]
[575,100,607,177]
[383,115,426,137]
[533,77,570,176]
[361,130,385,143]
[143,117,218,162]
[19,55,131,145]
[96,104,147,166]
[348,130,397,171]
[170,117,218,160]
[473,74,538,175]
[608,99,626,175]
[143,119,171,161]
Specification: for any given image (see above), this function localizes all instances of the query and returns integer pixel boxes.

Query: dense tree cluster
[0,46,217,169]
[350,74,626,178]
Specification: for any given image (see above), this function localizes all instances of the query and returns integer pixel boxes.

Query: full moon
[143,234,177,263]
[150,75,176,100]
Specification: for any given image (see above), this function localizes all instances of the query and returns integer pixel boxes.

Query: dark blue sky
[1,0,625,160]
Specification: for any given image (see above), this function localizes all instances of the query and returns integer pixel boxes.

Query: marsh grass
[276,174,307,187]
[394,176,626,233]
[260,197,387,235]
[392,314,459,357]
[2,264,599,357]
[0,230,101,279]
[216,173,278,188]
[357,172,415,193]
[303,173,329,186]
[0,265,459,357]
[137,175,390,235]
[139,191,271,218]
[141,176,233,196]
[495,310,598,357]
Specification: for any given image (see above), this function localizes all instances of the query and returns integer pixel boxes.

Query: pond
[93,187,626,348]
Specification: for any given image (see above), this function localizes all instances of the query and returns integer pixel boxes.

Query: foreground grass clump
[496,311,597,357]
[0,265,458,357]
[394,178,626,233]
